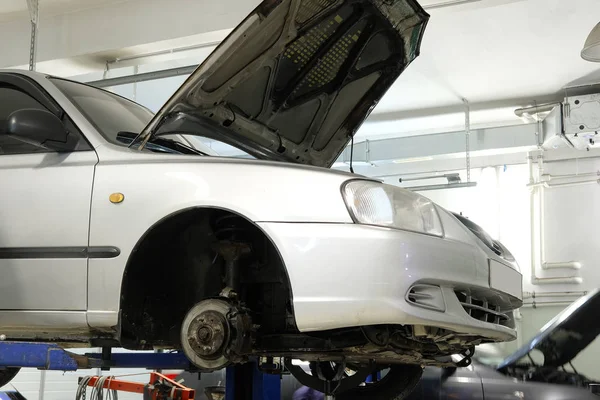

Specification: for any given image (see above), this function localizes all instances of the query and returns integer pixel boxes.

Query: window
[51,78,154,146]
[0,87,50,155]
[170,135,255,159]
[0,85,90,155]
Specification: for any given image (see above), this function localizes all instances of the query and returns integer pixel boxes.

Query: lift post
[225,363,280,400]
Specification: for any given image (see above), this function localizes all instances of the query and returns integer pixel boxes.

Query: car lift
[0,342,282,400]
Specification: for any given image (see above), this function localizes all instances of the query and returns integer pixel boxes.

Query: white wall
[383,164,532,282]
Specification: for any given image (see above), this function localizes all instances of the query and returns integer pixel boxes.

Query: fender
[86,146,352,328]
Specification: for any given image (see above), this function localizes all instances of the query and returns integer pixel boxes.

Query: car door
[0,73,97,316]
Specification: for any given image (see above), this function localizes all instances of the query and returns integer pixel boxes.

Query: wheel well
[118,207,296,349]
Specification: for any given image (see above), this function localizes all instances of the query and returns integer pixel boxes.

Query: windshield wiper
[116,131,207,156]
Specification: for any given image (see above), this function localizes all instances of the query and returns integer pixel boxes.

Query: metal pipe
[522,301,573,308]
[528,152,583,284]
[86,65,198,88]
[515,102,560,118]
[543,261,582,270]
[529,154,538,283]
[538,155,546,271]
[523,291,587,299]
[545,179,600,188]
[526,179,600,188]
[403,182,477,191]
[544,171,600,180]
[107,41,220,66]
[531,276,583,285]
[399,173,459,182]
[422,0,481,10]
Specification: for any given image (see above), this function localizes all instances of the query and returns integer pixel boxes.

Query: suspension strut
[213,215,252,294]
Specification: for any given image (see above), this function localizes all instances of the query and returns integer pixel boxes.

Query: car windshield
[51,78,254,159]
[51,78,154,146]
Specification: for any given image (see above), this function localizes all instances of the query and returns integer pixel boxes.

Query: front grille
[455,290,511,327]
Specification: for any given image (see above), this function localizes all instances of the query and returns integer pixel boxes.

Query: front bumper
[258,222,523,343]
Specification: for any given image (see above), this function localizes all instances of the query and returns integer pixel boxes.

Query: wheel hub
[188,310,228,358]
[181,298,252,371]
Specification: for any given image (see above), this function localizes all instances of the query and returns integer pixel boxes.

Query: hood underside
[140,0,429,167]
[498,289,600,370]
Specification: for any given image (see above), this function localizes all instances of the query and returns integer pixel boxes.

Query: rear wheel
[0,367,20,388]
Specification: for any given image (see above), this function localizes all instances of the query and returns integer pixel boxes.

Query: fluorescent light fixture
[405,182,477,191]
[392,156,434,164]
[399,173,461,183]
[399,173,477,191]
[582,23,600,62]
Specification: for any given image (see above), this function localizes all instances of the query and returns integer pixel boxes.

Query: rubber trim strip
[0,247,120,259]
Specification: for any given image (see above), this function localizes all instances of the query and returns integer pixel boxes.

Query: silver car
[0,0,522,397]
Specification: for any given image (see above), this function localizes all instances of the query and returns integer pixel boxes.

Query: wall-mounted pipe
[106,40,221,66]
[528,153,583,285]
[523,290,587,299]
[530,276,583,285]
[515,103,561,118]
[522,301,573,308]
[527,179,600,189]
[536,155,582,272]
[543,171,600,181]
[543,262,582,270]
[404,182,477,191]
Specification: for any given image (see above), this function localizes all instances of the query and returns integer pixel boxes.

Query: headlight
[342,180,443,236]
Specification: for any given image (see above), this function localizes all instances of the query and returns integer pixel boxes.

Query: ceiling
[0,0,125,22]
[2,0,600,137]
[374,0,600,113]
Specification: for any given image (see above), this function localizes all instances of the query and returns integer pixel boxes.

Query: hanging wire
[463,98,471,182]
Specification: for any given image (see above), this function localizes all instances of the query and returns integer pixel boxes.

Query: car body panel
[258,222,519,339]
[478,365,599,400]
[0,67,523,346]
[86,145,355,323]
[139,0,429,167]
[499,288,600,369]
[0,143,97,314]
[408,363,599,400]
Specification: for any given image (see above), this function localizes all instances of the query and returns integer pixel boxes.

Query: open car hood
[498,289,600,370]
[138,0,429,167]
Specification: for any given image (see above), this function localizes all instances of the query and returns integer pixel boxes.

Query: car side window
[0,86,90,155]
